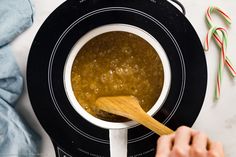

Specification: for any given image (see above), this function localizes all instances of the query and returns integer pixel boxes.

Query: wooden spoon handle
[129,109,174,135]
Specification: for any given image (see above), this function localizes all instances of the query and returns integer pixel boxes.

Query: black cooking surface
[27,0,207,156]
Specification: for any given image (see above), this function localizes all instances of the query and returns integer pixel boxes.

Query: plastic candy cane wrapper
[204,6,236,99]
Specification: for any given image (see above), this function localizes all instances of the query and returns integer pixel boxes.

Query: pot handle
[109,129,128,157]
[168,0,186,15]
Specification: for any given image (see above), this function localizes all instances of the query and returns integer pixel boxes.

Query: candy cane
[204,6,236,99]
[206,6,232,28]
[205,26,236,78]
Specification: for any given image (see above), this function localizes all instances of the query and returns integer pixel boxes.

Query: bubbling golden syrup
[71,31,164,122]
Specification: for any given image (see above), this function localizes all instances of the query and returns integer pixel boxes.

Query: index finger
[156,133,175,157]
[174,126,193,147]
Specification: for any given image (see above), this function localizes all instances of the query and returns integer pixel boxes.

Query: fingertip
[176,126,196,135]
[208,140,225,156]
[176,125,190,132]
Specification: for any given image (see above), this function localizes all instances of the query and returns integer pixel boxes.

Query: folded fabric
[0,0,41,156]
[0,0,33,47]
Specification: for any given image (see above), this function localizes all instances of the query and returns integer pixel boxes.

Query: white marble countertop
[11,0,236,156]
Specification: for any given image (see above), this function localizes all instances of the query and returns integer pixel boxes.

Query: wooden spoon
[95,96,174,135]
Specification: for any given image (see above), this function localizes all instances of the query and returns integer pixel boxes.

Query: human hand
[155,126,224,157]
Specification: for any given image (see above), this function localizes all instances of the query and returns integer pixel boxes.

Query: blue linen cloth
[0,0,41,156]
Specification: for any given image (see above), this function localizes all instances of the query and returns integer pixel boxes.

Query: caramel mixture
[71,31,164,122]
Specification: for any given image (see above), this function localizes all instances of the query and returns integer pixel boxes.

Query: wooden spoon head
[95,96,143,119]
